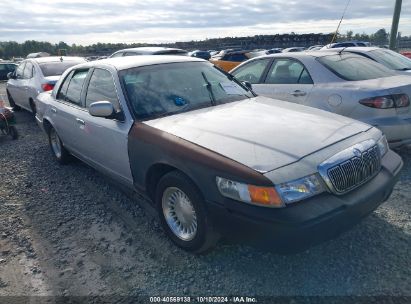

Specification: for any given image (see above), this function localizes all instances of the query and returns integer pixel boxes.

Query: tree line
[0,28,402,59]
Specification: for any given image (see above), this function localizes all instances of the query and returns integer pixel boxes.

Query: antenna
[330,0,351,45]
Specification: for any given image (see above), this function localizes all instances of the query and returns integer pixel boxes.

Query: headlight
[275,174,325,205]
[216,177,284,208]
[377,135,388,157]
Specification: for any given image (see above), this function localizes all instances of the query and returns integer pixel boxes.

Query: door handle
[51,107,57,113]
[290,90,307,97]
[76,118,85,125]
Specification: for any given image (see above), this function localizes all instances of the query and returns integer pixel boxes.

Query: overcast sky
[0,0,409,45]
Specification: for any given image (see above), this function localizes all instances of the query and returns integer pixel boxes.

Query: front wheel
[156,171,219,253]
[48,127,70,164]
[8,126,18,140]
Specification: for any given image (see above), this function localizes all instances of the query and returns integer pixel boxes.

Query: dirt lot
[0,82,410,301]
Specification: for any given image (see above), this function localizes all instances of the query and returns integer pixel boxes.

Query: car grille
[327,145,381,194]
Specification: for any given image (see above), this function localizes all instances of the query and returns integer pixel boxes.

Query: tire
[155,171,219,253]
[29,100,37,116]
[48,126,70,164]
[8,126,18,140]
[6,90,21,111]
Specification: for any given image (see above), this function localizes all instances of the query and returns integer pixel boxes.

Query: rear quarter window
[318,54,396,81]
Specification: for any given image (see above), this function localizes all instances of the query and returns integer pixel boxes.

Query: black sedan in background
[0,62,17,80]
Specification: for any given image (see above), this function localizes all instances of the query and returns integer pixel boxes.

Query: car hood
[143,97,371,173]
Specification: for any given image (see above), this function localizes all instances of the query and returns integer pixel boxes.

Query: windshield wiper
[201,72,216,106]
[397,67,411,71]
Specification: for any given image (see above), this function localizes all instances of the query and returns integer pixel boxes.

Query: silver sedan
[230,51,411,147]
[6,56,86,114]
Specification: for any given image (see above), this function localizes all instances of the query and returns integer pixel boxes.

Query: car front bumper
[206,150,403,252]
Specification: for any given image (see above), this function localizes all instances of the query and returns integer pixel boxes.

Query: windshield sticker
[220,82,243,95]
[173,96,187,106]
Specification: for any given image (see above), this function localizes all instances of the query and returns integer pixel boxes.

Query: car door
[73,68,134,185]
[7,61,26,105]
[51,69,89,155]
[257,58,314,104]
[20,61,35,110]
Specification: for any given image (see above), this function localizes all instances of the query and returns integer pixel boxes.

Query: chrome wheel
[50,128,62,159]
[162,187,198,241]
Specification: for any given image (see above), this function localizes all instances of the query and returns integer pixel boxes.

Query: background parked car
[307,45,324,51]
[0,62,17,81]
[400,51,411,59]
[230,51,411,147]
[35,55,402,253]
[6,56,86,114]
[322,41,371,49]
[189,50,211,60]
[209,50,252,72]
[326,47,411,74]
[266,48,283,54]
[109,47,188,58]
[282,47,306,53]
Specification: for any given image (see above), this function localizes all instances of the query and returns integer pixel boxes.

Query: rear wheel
[6,90,20,111]
[29,99,37,117]
[48,127,70,164]
[156,171,219,253]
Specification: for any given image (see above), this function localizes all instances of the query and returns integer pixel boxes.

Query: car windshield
[120,61,252,120]
[368,49,411,71]
[39,60,85,77]
[318,54,396,81]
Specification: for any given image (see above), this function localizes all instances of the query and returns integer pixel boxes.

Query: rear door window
[232,58,271,83]
[23,62,34,79]
[57,70,88,106]
[85,68,121,111]
[265,59,313,84]
[15,62,25,79]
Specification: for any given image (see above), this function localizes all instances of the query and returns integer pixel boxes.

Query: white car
[230,51,411,148]
[6,56,86,114]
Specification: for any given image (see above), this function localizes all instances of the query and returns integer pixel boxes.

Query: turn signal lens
[216,177,285,208]
[248,185,282,206]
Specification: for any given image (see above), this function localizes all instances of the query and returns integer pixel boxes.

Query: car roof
[252,51,344,59]
[29,56,86,64]
[73,55,205,71]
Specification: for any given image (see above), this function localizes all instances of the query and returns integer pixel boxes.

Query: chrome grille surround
[318,139,382,195]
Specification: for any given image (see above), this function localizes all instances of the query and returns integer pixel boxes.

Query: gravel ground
[0,82,410,300]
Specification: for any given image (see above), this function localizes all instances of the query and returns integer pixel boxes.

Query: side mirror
[89,101,115,118]
[242,81,253,91]
[7,72,16,79]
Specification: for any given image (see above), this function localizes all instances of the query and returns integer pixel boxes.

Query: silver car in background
[230,51,411,147]
[325,47,411,74]
[6,56,86,113]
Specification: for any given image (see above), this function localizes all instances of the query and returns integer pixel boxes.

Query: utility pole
[389,0,402,50]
